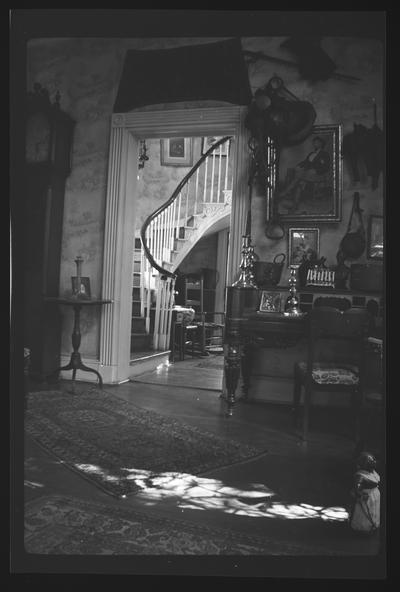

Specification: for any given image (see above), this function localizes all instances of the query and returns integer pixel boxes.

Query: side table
[45,297,112,387]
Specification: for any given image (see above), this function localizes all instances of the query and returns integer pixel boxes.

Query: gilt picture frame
[288,227,320,268]
[160,137,193,167]
[271,124,342,223]
[258,291,282,313]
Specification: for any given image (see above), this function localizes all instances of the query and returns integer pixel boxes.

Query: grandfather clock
[23,83,75,380]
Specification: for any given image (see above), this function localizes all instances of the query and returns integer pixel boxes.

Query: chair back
[309,306,370,340]
[306,306,371,373]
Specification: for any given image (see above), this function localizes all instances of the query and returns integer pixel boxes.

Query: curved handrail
[140,135,233,279]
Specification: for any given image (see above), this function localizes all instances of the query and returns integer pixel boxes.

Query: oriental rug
[24,495,328,555]
[25,389,267,498]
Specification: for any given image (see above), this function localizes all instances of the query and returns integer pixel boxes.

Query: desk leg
[224,343,241,416]
[241,341,255,400]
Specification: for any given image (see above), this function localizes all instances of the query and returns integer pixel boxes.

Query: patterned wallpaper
[26,36,384,356]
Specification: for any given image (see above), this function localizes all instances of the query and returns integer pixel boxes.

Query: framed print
[259,291,282,313]
[160,137,193,167]
[367,215,383,259]
[288,228,320,268]
[201,136,230,157]
[272,124,342,223]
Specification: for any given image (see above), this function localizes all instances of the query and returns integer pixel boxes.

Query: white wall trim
[215,227,230,314]
[99,106,249,383]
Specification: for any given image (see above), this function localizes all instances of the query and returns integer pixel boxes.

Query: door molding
[99,106,249,383]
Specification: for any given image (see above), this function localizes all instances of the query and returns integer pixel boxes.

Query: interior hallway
[23,352,385,573]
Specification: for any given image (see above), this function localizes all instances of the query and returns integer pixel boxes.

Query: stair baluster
[140,136,233,351]
[210,150,216,203]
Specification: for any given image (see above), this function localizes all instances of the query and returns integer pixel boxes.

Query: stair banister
[140,135,233,278]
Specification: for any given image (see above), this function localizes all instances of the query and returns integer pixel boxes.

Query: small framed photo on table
[288,227,320,268]
[71,276,91,299]
[160,137,193,167]
[259,291,282,313]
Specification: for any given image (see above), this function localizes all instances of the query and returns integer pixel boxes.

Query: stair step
[176,226,197,239]
[130,332,152,351]
[132,301,141,316]
[162,261,174,271]
[131,316,146,332]
[173,237,186,250]
[132,286,141,299]
[129,350,170,377]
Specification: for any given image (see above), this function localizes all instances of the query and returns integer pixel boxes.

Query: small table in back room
[45,297,112,388]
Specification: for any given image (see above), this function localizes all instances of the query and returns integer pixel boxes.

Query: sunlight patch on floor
[74,463,120,482]
[24,480,44,489]
[119,467,349,522]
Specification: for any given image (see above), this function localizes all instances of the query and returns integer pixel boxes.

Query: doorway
[99,106,249,384]
[131,135,233,358]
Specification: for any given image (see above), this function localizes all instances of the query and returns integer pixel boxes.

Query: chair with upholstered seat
[293,306,371,444]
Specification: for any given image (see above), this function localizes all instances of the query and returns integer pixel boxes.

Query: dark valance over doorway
[113,37,252,112]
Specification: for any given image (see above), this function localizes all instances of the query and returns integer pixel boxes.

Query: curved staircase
[133,136,233,352]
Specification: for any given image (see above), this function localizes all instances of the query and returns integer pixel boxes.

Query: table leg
[224,342,241,416]
[47,303,104,388]
[52,352,104,388]
[241,341,255,400]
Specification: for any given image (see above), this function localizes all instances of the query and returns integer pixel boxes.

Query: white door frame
[99,106,249,384]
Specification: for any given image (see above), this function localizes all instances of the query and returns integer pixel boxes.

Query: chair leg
[302,385,312,444]
[352,388,363,443]
[293,369,302,427]
[180,325,185,361]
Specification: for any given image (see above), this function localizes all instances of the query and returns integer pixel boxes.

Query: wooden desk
[223,283,382,416]
[224,286,306,416]
[45,297,112,387]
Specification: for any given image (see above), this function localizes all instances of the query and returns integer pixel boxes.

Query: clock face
[26,112,51,163]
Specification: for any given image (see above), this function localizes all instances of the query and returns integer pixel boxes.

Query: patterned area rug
[25,389,267,498]
[24,495,327,555]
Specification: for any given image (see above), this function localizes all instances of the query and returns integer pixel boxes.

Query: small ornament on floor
[349,451,380,535]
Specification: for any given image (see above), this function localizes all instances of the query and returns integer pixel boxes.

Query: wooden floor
[20,354,385,577]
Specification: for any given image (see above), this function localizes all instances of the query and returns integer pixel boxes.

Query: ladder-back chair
[293,306,371,444]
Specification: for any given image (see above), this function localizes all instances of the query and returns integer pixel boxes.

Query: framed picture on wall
[160,138,193,166]
[272,124,342,223]
[288,227,320,268]
[367,215,383,259]
[201,136,230,157]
